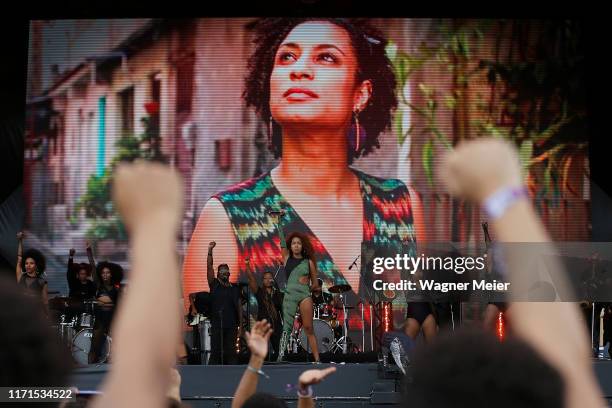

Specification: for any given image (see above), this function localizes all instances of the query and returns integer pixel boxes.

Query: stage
[68,360,612,407]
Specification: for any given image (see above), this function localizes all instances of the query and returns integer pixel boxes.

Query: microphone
[348,254,361,270]
[271,279,280,294]
[273,264,282,280]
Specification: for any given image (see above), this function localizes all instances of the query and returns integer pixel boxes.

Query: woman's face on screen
[269,21,361,131]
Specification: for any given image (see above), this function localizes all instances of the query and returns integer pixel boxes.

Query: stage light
[383,302,392,333]
[496,312,505,342]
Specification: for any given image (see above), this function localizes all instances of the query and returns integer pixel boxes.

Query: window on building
[148,73,162,139]
[175,56,194,114]
[119,86,134,134]
[151,72,161,103]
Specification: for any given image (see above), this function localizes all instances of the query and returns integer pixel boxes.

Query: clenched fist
[112,161,184,233]
[439,138,523,203]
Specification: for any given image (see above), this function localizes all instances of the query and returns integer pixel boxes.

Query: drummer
[66,247,97,318]
[86,242,124,364]
[320,282,354,338]
[311,279,335,311]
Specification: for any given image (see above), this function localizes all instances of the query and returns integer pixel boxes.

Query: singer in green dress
[273,211,320,362]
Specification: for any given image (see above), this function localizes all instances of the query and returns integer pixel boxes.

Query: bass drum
[71,328,111,365]
[299,318,335,353]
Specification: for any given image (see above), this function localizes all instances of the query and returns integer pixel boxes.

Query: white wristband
[483,186,528,220]
[297,385,313,398]
[246,365,269,379]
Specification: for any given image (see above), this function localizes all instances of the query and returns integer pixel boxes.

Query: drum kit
[49,298,111,365]
[290,283,361,355]
[183,282,373,363]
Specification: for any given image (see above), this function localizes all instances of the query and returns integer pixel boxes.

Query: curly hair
[0,276,71,388]
[286,231,315,259]
[22,248,46,275]
[243,392,288,408]
[96,261,124,285]
[244,18,398,163]
[406,328,564,408]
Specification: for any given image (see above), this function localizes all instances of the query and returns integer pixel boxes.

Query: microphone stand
[339,252,360,354]
[341,292,348,354]
[360,301,365,353]
[370,304,374,352]
[349,249,374,352]
[243,283,250,333]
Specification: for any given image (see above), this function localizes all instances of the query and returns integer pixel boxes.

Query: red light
[383,302,392,333]
[496,312,505,341]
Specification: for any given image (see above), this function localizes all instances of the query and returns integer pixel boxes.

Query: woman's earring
[348,108,366,155]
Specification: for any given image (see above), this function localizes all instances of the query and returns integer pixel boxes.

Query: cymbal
[328,284,352,294]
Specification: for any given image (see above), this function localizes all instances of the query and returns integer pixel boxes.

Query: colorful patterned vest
[213,167,417,329]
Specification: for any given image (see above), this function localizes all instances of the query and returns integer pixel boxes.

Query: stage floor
[69,360,612,407]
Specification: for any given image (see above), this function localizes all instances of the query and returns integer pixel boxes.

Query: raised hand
[112,161,183,233]
[16,231,25,241]
[439,138,523,203]
[298,366,337,388]
[245,319,273,360]
[69,248,76,257]
[208,241,216,251]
